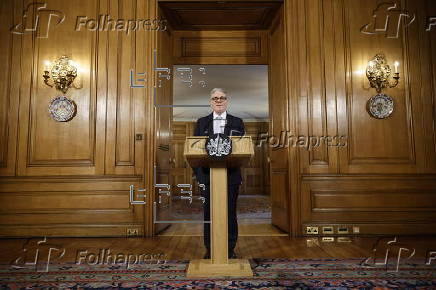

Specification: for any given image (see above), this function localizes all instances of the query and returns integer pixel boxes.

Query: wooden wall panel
[336,0,434,173]
[298,0,338,174]
[408,0,436,172]
[170,122,197,197]
[0,176,144,237]
[0,0,20,176]
[17,0,104,175]
[269,6,289,232]
[105,0,144,175]
[294,0,436,235]
[153,14,173,233]
[301,176,436,235]
[0,0,152,237]
[242,122,269,195]
[173,30,268,64]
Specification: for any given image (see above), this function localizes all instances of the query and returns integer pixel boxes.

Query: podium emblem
[206,134,232,157]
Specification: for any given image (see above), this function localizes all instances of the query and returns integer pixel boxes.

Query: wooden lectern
[184,136,254,277]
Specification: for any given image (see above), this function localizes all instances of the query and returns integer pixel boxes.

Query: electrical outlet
[322,226,334,234]
[127,228,139,237]
[306,226,319,235]
[337,226,349,234]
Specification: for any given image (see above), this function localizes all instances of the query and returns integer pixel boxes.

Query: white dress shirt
[213,111,227,134]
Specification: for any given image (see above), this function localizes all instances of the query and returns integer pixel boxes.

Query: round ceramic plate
[367,93,394,119]
[48,96,77,122]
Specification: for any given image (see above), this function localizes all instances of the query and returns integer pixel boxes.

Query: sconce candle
[43,61,51,72]
[394,61,399,73]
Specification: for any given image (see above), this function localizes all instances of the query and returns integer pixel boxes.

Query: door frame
[144,0,301,237]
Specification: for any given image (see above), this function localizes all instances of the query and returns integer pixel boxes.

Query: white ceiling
[172,65,269,122]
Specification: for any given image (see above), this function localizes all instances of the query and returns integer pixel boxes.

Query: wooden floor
[159,220,287,236]
[1,236,435,264]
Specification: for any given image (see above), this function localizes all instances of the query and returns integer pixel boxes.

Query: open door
[268,5,290,233]
[154,10,173,234]
[153,0,288,236]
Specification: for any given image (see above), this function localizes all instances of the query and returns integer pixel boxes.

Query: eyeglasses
[210,96,227,102]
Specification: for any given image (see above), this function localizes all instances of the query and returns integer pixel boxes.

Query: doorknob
[267,157,271,163]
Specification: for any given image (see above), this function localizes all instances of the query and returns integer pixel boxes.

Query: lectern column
[210,166,228,264]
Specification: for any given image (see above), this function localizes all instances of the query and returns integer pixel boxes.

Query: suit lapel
[224,114,233,136]
[206,113,213,136]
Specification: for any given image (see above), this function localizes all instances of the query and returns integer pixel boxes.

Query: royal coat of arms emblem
[206,133,232,157]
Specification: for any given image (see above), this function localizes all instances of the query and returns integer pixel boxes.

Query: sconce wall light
[365,53,400,119]
[43,55,80,122]
[43,55,78,94]
[366,53,400,93]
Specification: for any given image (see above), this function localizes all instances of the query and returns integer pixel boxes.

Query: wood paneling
[0,176,144,236]
[0,0,20,176]
[297,0,338,174]
[160,1,281,31]
[173,31,268,64]
[336,0,435,174]
[340,0,415,172]
[0,0,151,237]
[105,0,145,175]
[154,9,173,233]
[242,122,269,195]
[17,0,103,175]
[296,0,436,174]
[268,5,289,233]
[292,0,436,235]
[301,176,436,234]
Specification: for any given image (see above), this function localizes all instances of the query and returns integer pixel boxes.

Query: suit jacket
[193,112,245,186]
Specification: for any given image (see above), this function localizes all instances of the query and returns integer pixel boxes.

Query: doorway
[153,0,290,237]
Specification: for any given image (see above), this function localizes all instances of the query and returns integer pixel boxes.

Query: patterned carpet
[169,195,271,220]
[1,258,435,289]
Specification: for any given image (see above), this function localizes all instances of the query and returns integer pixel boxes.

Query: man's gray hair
[210,88,227,96]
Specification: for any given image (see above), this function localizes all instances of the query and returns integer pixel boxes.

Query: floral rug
[168,195,271,221]
[1,258,435,289]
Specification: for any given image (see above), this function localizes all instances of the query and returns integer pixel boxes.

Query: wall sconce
[366,53,400,93]
[43,55,78,94]
[365,53,400,119]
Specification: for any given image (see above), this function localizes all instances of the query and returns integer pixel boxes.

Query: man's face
[210,91,228,114]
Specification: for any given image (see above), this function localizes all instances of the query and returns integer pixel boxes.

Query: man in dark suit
[194,88,245,259]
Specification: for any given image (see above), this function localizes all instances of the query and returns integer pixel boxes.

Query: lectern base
[186,259,253,277]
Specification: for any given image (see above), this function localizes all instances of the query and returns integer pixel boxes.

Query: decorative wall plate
[367,93,394,119]
[48,96,77,122]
